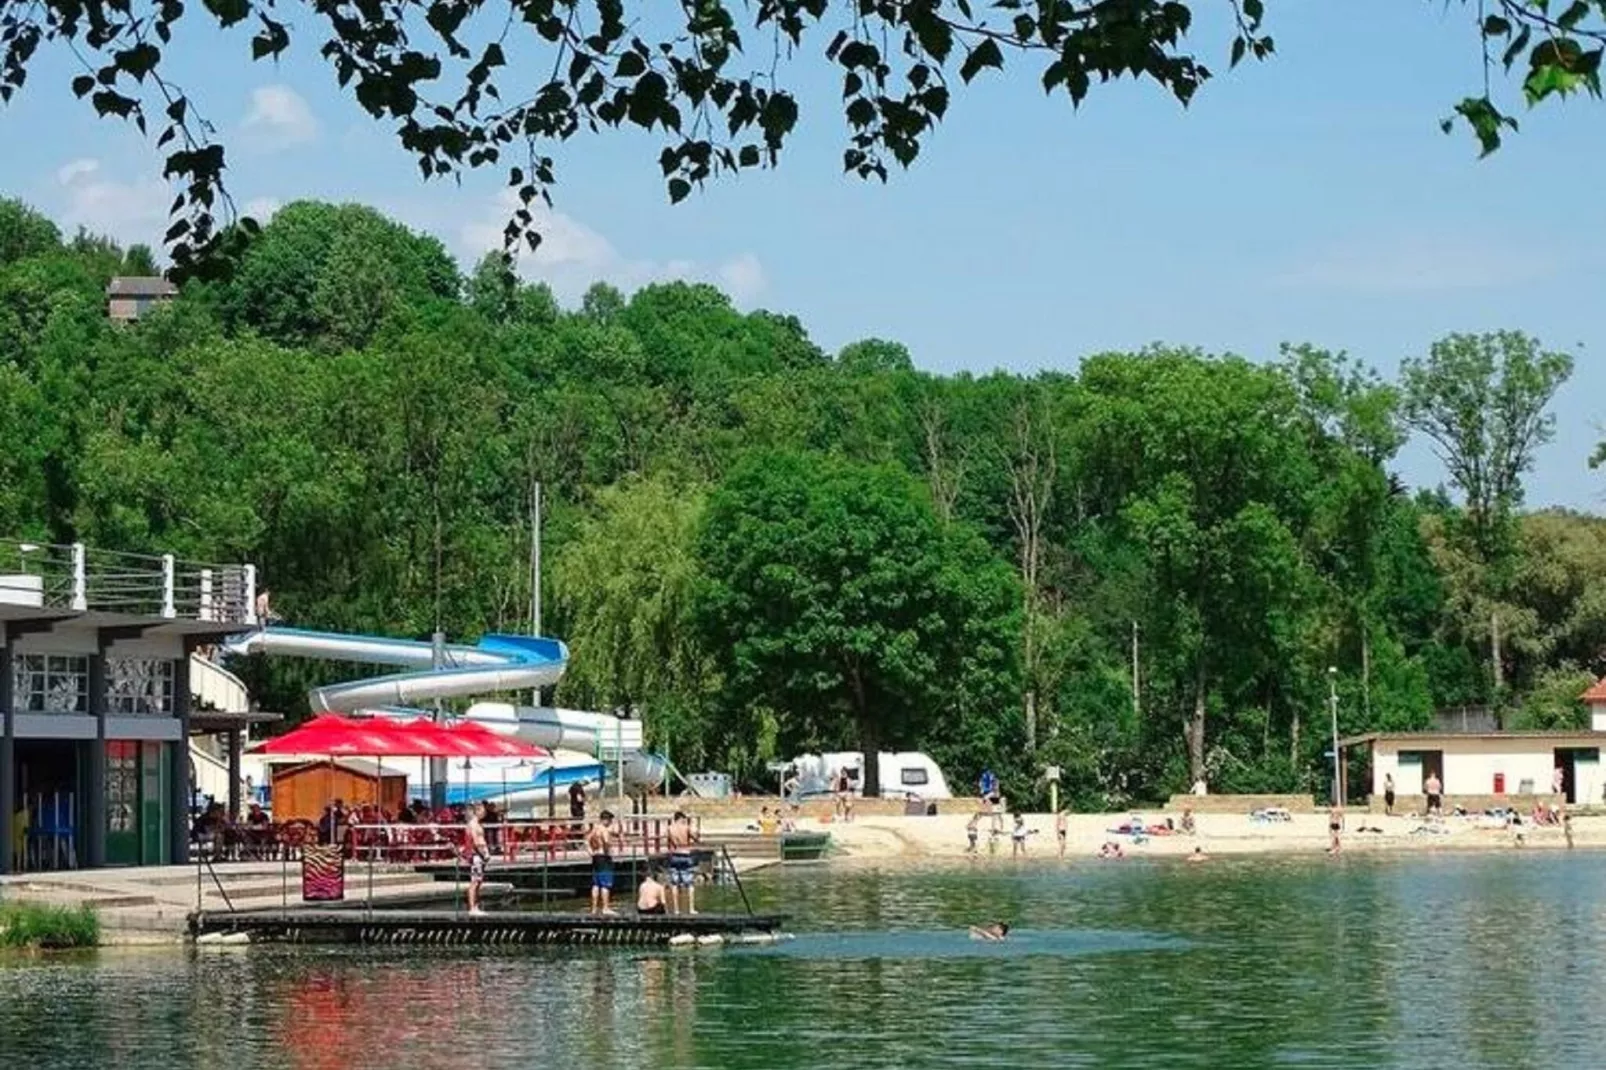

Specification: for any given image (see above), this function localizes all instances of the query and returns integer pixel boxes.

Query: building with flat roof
[1341,683,1606,811]
[3,540,257,873]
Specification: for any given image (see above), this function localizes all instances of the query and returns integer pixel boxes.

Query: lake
[3,851,1603,1068]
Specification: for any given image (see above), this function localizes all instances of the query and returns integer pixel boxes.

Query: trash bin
[1493,772,1506,794]
[301,844,345,902]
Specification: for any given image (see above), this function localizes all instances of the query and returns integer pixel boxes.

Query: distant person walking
[1424,772,1443,818]
[1055,810,1067,858]
[1327,804,1343,855]
[1383,773,1396,816]
[833,768,854,822]
[1011,814,1030,858]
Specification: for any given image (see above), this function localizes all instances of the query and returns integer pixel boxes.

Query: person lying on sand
[969,922,1010,941]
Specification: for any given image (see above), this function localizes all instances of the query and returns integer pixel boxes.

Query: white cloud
[717,252,767,303]
[242,197,282,223]
[456,190,767,306]
[55,158,168,244]
[240,85,319,150]
[56,158,100,185]
[1272,234,1550,293]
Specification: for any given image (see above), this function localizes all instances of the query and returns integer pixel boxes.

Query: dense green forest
[3,196,1603,805]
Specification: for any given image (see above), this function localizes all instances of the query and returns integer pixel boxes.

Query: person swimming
[968,921,1010,941]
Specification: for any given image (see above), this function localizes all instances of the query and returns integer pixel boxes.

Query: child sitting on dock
[637,869,667,915]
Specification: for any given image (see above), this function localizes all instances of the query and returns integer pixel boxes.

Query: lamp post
[1328,666,1341,807]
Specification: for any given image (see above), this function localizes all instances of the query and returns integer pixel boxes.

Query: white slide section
[221,627,567,712]
[465,701,668,791]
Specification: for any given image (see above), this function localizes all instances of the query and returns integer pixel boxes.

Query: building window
[107,657,175,716]
[14,654,90,713]
[900,767,930,787]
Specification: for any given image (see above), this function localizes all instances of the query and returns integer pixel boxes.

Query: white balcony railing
[0,540,256,626]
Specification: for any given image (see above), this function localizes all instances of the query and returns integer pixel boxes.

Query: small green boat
[779,831,833,862]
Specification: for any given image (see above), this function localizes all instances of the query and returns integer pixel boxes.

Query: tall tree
[2,3,1594,266]
[1400,330,1573,699]
[696,450,1019,794]
[551,476,718,763]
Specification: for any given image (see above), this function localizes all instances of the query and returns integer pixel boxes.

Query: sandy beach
[702,809,1603,861]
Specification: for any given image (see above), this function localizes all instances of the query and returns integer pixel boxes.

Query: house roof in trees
[106,276,177,297]
[1582,679,1606,703]
[1339,730,1606,748]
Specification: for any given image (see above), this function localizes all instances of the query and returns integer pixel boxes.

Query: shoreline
[708,810,1600,862]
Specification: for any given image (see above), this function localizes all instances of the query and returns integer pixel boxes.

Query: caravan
[786,751,952,801]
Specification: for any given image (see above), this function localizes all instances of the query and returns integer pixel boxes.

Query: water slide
[221,626,668,796]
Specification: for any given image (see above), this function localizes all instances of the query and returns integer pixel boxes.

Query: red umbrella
[254,714,467,757]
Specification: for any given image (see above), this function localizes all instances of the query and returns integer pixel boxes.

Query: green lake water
[3,852,1604,1068]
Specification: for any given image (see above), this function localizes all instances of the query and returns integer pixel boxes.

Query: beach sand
[703,809,1603,861]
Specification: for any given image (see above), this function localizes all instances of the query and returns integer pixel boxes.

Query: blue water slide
[220,626,568,713]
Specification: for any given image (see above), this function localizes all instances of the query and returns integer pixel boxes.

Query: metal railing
[0,539,256,625]
[194,813,734,916]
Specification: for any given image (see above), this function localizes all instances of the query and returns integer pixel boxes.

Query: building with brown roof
[106,276,178,323]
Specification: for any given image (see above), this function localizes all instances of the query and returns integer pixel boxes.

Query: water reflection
[3,853,1606,1069]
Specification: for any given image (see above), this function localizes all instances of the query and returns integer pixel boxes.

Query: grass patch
[0,899,101,949]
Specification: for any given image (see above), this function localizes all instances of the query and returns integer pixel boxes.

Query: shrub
[0,900,100,949]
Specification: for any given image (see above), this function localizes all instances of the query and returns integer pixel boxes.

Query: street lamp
[1328,666,1341,807]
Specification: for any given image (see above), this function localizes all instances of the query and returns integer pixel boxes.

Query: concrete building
[3,540,257,873]
[105,276,178,323]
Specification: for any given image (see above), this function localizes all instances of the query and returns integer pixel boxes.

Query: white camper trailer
[786,751,952,801]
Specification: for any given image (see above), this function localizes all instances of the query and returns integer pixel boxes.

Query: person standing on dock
[667,810,700,915]
[466,802,491,915]
[587,809,622,916]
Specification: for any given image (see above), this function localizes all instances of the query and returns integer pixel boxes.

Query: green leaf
[668,177,691,203]
[959,38,1003,84]
[115,42,162,82]
[616,51,647,78]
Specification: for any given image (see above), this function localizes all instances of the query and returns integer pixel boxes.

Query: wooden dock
[189,907,787,946]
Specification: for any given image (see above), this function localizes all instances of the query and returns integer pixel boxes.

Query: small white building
[1341,678,1606,810]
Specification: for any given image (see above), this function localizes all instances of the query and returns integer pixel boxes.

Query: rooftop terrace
[0,540,257,633]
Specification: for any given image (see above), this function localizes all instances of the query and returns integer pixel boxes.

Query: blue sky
[0,1,1600,509]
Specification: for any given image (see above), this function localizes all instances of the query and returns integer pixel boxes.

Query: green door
[139,742,167,865]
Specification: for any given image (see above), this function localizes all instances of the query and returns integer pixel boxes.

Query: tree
[551,476,719,764]
[1400,330,1573,700]
[695,449,1019,794]
[0,198,61,266]
[3,3,1596,268]
[223,201,459,348]
[1401,331,1573,562]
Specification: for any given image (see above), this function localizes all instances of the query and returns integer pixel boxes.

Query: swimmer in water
[968,921,1010,941]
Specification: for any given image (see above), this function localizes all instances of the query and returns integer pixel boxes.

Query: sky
[0,1,1601,510]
